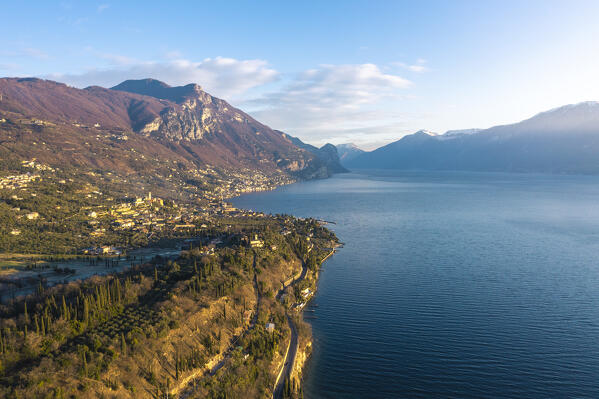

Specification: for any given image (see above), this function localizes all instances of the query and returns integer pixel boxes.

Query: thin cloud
[97,4,110,13]
[246,63,412,144]
[46,56,279,99]
[394,59,429,73]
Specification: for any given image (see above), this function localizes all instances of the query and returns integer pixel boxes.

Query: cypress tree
[82,299,88,325]
[121,332,127,356]
[116,279,122,303]
[62,296,68,320]
[82,351,88,377]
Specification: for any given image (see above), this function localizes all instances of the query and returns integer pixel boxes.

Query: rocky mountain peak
[111,79,204,104]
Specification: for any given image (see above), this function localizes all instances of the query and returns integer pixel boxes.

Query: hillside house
[250,234,264,248]
[26,212,39,220]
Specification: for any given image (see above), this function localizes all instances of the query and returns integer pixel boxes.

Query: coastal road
[273,314,298,399]
[276,259,308,301]
[272,248,336,399]
[272,261,308,399]
[272,256,308,399]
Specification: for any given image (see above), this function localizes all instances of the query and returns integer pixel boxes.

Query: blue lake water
[232,170,599,398]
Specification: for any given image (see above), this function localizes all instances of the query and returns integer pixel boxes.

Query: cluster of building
[84,192,198,236]
[81,245,122,256]
[0,160,56,190]
[0,172,40,190]
[189,165,294,201]
[21,159,54,171]
[78,186,276,245]
[242,234,264,248]
[291,288,314,311]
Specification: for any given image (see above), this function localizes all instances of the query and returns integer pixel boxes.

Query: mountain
[279,133,347,173]
[336,143,366,166]
[0,77,334,181]
[346,102,599,174]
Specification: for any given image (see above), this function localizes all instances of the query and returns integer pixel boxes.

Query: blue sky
[2,1,599,149]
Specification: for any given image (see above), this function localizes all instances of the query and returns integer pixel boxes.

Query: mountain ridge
[0,77,336,181]
[279,132,348,174]
[346,101,599,174]
[336,143,366,166]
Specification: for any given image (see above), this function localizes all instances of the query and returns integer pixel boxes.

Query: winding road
[273,314,298,399]
[272,248,336,399]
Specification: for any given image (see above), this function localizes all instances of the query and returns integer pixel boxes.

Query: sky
[1,1,599,149]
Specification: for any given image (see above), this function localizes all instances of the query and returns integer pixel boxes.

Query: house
[100,246,121,255]
[266,323,275,333]
[26,212,39,220]
[250,234,264,248]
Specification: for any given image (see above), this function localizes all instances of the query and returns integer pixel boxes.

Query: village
[0,157,298,254]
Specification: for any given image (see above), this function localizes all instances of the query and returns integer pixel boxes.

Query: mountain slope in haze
[336,143,365,166]
[347,102,599,174]
[441,128,482,137]
[278,132,347,173]
[0,77,333,182]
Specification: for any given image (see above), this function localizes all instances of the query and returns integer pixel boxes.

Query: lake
[233,170,599,398]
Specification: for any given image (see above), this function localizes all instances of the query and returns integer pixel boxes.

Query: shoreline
[273,244,339,398]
